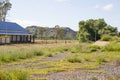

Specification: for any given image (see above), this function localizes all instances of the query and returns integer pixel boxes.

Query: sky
[7,0,120,31]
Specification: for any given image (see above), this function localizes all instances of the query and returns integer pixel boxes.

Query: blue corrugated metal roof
[0,21,31,35]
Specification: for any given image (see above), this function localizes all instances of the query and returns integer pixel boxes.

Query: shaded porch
[0,35,35,44]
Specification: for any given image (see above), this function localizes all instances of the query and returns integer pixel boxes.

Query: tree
[37,27,43,39]
[93,19,107,41]
[44,27,49,39]
[77,19,118,42]
[77,21,90,42]
[0,0,12,21]
[99,25,118,36]
[54,25,66,40]
[57,28,65,39]
[54,25,60,40]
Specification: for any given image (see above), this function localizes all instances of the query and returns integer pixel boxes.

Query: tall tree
[54,25,60,40]
[37,27,43,39]
[77,19,118,42]
[57,28,65,39]
[0,0,11,21]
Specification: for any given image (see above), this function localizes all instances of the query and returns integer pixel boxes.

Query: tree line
[26,25,77,40]
[77,19,119,42]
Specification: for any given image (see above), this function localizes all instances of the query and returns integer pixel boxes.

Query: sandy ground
[93,41,109,46]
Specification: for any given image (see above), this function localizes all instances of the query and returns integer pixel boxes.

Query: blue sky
[7,0,120,31]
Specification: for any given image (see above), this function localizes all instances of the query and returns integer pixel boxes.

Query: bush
[96,57,106,64]
[0,69,29,80]
[46,53,53,57]
[103,43,120,51]
[84,57,90,61]
[69,45,82,53]
[67,57,81,63]
[101,35,112,41]
[70,44,91,53]
[89,45,100,52]
[34,50,44,56]
[111,36,120,42]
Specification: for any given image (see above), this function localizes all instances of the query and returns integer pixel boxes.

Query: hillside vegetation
[26,25,77,40]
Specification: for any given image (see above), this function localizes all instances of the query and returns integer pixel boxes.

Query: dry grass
[0,40,120,79]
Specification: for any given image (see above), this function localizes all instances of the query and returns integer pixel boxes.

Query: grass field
[0,40,120,80]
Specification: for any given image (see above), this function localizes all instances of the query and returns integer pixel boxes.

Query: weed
[84,57,90,61]
[102,43,120,51]
[67,57,81,63]
[89,45,100,52]
[101,35,112,41]
[46,53,53,57]
[89,77,98,80]
[0,69,29,80]
[34,50,44,56]
[96,57,106,64]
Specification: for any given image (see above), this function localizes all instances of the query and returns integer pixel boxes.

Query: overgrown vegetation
[0,40,120,79]
[67,57,81,63]
[101,35,112,41]
[96,56,106,64]
[0,43,73,63]
[101,35,120,42]
[102,43,120,51]
[0,69,29,80]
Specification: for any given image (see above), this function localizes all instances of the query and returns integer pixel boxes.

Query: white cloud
[102,4,113,11]
[11,20,40,27]
[94,4,113,11]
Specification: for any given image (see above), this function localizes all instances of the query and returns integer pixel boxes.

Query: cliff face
[26,26,77,40]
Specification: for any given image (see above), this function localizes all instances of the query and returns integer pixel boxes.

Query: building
[0,21,34,44]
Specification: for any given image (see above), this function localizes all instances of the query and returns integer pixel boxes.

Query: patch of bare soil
[93,41,110,46]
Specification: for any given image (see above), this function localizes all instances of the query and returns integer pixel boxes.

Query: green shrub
[34,50,44,56]
[69,45,81,53]
[103,43,120,51]
[111,36,120,42]
[18,53,27,59]
[67,57,81,63]
[96,57,106,64]
[46,53,53,57]
[0,69,29,80]
[70,44,91,53]
[63,48,69,51]
[101,35,112,41]
[89,45,100,52]
[84,57,90,61]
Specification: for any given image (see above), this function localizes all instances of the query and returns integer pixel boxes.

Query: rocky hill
[26,26,77,40]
